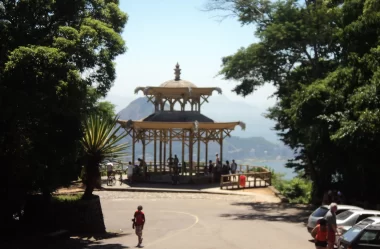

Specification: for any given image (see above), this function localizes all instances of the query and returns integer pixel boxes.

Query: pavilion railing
[220,167,272,190]
[133,161,270,175]
[102,162,271,175]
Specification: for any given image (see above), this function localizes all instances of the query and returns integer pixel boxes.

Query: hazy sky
[105,0,277,111]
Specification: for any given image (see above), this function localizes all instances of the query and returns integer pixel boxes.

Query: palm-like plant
[81,115,129,199]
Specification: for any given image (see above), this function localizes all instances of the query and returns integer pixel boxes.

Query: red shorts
[328,231,335,243]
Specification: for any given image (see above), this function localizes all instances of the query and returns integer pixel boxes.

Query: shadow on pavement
[105,182,220,190]
[1,232,131,249]
[220,202,314,225]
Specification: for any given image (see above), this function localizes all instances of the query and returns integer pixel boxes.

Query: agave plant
[81,115,129,199]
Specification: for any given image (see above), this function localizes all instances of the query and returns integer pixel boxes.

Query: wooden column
[163,130,166,174]
[205,131,208,166]
[169,129,172,175]
[142,130,146,162]
[189,129,194,180]
[197,131,200,174]
[154,130,157,172]
[182,130,185,175]
[159,130,162,173]
[132,129,135,165]
[219,129,223,164]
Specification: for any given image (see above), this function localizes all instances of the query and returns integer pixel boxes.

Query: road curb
[100,186,255,196]
[268,186,289,203]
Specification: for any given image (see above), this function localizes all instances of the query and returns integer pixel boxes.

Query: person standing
[311,218,328,249]
[127,161,134,184]
[231,159,237,181]
[106,162,113,178]
[208,160,214,183]
[215,153,220,166]
[132,205,145,247]
[173,155,179,178]
[138,158,148,179]
[325,203,340,249]
[167,155,174,174]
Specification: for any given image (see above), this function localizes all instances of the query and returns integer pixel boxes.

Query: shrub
[53,194,82,203]
[281,178,312,204]
[264,166,312,204]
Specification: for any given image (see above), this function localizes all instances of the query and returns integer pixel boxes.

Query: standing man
[106,162,113,178]
[167,155,174,174]
[132,205,145,247]
[138,158,148,179]
[231,159,237,181]
[325,203,340,249]
[215,153,220,166]
[174,155,179,169]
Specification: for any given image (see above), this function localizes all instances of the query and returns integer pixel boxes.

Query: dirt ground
[237,187,276,196]
[55,181,85,194]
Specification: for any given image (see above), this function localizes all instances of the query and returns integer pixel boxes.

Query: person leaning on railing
[231,160,237,181]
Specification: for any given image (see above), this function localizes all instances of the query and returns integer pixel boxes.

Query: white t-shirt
[127,165,134,175]
[107,163,113,171]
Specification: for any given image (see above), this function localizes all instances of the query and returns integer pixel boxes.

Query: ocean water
[248,160,296,180]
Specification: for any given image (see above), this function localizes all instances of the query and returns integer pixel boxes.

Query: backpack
[135,211,144,225]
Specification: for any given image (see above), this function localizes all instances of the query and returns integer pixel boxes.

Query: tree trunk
[83,160,101,200]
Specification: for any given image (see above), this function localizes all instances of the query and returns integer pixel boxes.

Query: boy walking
[132,205,145,247]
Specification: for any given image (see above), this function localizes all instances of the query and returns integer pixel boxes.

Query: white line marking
[144,210,199,247]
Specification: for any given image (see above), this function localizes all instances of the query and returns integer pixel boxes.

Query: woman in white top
[127,161,134,184]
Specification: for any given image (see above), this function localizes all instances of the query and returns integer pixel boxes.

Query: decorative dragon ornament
[134,87,151,95]
[213,87,222,94]
[125,119,133,129]
[238,121,246,131]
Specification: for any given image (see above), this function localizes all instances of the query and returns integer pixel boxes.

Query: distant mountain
[118,97,170,120]
[116,97,294,161]
[201,95,278,141]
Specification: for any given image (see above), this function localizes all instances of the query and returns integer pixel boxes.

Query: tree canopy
[0,0,127,221]
[206,0,380,204]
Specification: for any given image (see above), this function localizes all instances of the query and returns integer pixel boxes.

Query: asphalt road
[92,191,315,249]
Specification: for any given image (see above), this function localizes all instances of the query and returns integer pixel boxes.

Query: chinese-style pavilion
[117,63,245,178]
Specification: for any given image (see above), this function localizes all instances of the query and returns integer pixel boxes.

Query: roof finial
[174,62,181,81]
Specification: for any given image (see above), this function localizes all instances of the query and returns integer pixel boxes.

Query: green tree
[205,0,380,204]
[93,101,117,120]
[0,0,127,223]
[81,115,128,199]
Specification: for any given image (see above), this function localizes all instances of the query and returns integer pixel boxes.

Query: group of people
[322,190,345,205]
[311,203,340,249]
[109,153,239,185]
[204,153,238,182]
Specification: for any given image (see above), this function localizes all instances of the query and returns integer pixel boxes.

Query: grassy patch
[53,193,82,202]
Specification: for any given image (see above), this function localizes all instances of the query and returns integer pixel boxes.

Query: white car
[337,216,380,248]
[307,205,363,234]
[337,210,380,234]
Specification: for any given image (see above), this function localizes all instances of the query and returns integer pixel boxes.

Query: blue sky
[106,0,277,112]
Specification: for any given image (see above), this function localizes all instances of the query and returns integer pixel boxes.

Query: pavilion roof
[134,86,222,97]
[117,119,246,131]
[134,63,222,97]
[142,111,214,123]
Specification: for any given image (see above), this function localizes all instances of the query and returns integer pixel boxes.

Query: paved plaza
[92,191,313,249]
[3,191,315,249]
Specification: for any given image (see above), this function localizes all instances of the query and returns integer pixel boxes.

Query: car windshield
[342,226,365,243]
[358,218,375,226]
[337,211,354,221]
[312,207,329,217]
